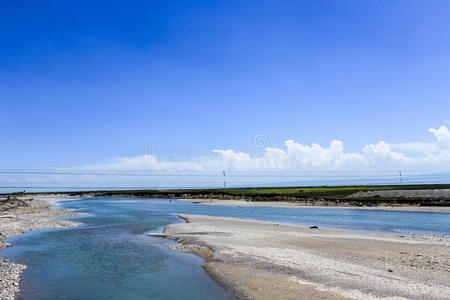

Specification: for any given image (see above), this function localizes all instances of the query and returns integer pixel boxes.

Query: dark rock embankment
[0,197,31,212]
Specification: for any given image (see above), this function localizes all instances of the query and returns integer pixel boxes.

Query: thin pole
[223,170,226,188]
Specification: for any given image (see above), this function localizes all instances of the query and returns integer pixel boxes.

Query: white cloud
[363,141,403,159]
[429,126,450,146]
[72,125,450,174]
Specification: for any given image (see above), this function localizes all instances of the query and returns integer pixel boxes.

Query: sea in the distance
[1,172,450,194]
[2,197,450,299]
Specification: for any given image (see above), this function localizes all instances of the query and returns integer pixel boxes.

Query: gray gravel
[0,197,82,300]
[347,189,450,198]
[162,214,450,300]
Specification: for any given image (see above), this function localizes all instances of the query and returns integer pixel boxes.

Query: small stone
[387,269,393,273]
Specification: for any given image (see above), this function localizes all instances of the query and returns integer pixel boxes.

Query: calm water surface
[2,197,450,299]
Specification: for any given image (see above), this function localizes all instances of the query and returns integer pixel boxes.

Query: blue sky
[1,1,450,187]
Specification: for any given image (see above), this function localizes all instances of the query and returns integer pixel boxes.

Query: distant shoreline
[4,183,450,208]
[177,198,450,212]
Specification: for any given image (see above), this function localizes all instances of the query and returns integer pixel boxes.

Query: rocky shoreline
[0,197,82,300]
[11,185,450,208]
[154,214,450,300]
[177,198,450,212]
[89,191,450,207]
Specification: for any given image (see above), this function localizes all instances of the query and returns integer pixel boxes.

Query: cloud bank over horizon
[76,125,450,175]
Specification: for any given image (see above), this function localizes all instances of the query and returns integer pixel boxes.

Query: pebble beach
[0,198,81,300]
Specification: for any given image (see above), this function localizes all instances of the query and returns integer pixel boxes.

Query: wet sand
[0,197,82,300]
[178,198,450,212]
[154,214,450,300]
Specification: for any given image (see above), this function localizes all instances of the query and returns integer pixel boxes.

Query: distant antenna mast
[399,170,403,184]
[223,170,226,188]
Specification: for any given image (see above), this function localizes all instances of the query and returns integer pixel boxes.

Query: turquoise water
[2,197,450,299]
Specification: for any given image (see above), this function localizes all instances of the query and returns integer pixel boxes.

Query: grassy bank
[4,184,450,207]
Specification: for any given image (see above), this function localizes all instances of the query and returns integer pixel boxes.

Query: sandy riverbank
[178,198,450,212]
[152,214,450,300]
[0,197,82,300]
